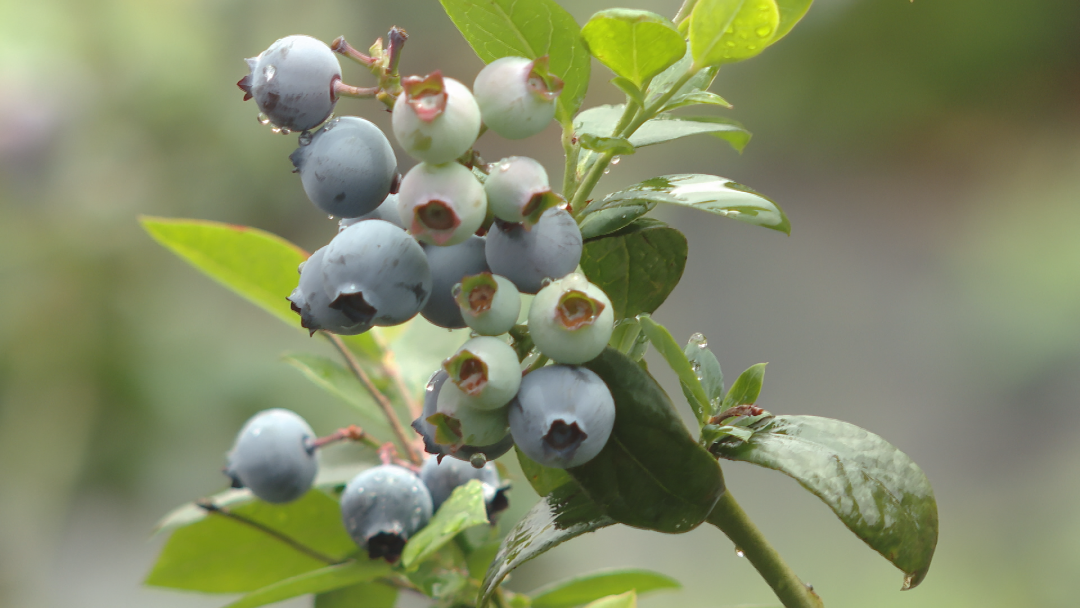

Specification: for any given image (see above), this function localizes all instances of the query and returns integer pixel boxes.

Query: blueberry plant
[142,1,939,607]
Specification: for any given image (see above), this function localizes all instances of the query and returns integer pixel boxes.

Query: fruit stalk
[325,332,422,465]
[706,491,824,608]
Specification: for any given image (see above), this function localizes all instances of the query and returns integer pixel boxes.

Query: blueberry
[455,272,521,336]
[239,35,341,132]
[398,162,487,247]
[412,370,515,463]
[288,247,372,336]
[419,456,510,521]
[528,272,614,364]
[340,464,433,562]
[485,207,582,294]
[321,220,432,327]
[420,236,489,329]
[442,336,521,410]
[224,409,318,503]
[484,156,562,225]
[434,382,511,448]
[392,72,481,164]
[473,56,563,140]
[338,193,405,231]
[289,117,397,218]
[508,365,615,469]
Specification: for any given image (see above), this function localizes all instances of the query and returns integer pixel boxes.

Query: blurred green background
[2,0,1078,606]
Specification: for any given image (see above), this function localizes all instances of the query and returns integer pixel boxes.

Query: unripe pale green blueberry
[473,56,563,140]
[398,162,487,246]
[442,336,521,410]
[484,156,563,225]
[455,272,521,336]
[433,382,510,448]
[392,72,481,164]
[411,370,515,463]
[529,273,614,364]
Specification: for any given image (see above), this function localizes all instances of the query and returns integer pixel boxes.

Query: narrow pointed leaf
[580,218,687,320]
[712,415,939,589]
[517,447,573,497]
[578,200,655,240]
[579,133,635,156]
[661,91,732,111]
[632,115,750,152]
[582,9,685,86]
[531,569,679,608]
[146,491,356,593]
[572,348,725,532]
[637,315,709,423]
[689,0,780,67]
[585,591,637,608]
[646,51,718,108]
[608,318,649,362]
[774,0,814,43]
[721,362,767,410]
[401,480,490,569]
[140,216,306,327]
[439,0,590,122]
[222,560,391,608]
[684,334,724,416]
[315,581,398,608]
[480,484,615,607]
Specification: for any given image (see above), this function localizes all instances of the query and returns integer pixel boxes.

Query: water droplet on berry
[264,64,276,81]
[328,215,336,220]
[735,548,745,558]
[280,126,292,135]
[298,131,313,146]
[270,126,282,134]
[257,113,271,125]
[451,284,463,298]
[539,277,554,288]
[499,161,511,172]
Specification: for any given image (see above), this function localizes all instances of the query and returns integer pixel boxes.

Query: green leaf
[608,318,649,362]
[480,484,615,607]
[632,114,751,152]
[637,315,709,424]
[684,333,723,416]
[712,415,939,589]
[689,0,781,67]
[401,480,490,569]
[146,491,357,593]
[572,348,725,532]
[609,77,645,107]
[721,362,767,410]
[578,199,655,240]
[439,0,590,123]
[580,219,687,320]
[517,446,573,497]
[314,581,398,608]
[585,591,637,608]
[578,133,635,156]
[222,560,391,608]
[592,174,791,235]
[646,50,718,108]
[531,569,679,608]
[581,9,685,87]
[408,560,469,599]
[140,216,307,328]
[661,90,732,111]
[774,0,814,43]
[282,353,382,421]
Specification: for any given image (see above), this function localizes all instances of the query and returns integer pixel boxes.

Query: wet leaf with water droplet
[689,0,780,67]
[684,334,723,417]
[637,315,710,424]
[712,415,939,589]
[581,9,685,87]
[400,481,489,569]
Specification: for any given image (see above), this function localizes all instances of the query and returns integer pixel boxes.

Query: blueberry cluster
[229,33,621,559]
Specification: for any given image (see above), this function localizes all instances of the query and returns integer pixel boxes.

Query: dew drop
[298,131,313,146]
[264,64,276,81]
[805,583,814,592]
[539,277,554,288]
[901,574,916,591]
[689,332,708,349]
[270,126,282,134]
[280,126,292,135]
[756,26,773,38]
[257,112,270,125]
[499,161,512,172]
[328,215,335,220]
[611,156,621,165]
[735,548,745,558]
[451,284,463,298]
[603,169,610,175]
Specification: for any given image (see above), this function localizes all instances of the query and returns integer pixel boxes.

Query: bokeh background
[2,0,1079,606]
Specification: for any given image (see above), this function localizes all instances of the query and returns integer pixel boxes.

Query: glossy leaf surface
[637,315,709,424]
[594,174,790,235]
[585,591,637,608]
[140,216,306,327]
[517,447,573,497]
[581,9,685,86]
[146,491,356,593]
[689,0,780,67]
[661,90,732,111]
[282,353,383,421]
[401,480,490,569]
[314,581,398,608]
[440,0,590,122]
[774,0,814,42]
[580,219,687,320]
[480,484,615,607]
[222,561,390,608]
[645,51,718,108]
[574,105,749,152]
[721,362,767,410]
[712,415,939,588]
[531,569,679,608]
[573,348,725,532]
[578,200,655,240]
[684,333,724,416]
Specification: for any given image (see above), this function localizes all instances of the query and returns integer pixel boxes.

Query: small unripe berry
[529,273,614,364]
[442,336,521,410]
[484,156,562,225]
[392,72,481,164]
[455,272,521,336]
[398,162,487,246]
[473,56,563,140]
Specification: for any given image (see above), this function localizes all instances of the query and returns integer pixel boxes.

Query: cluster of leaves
[142,1,938,607]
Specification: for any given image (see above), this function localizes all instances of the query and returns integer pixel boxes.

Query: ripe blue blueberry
[454,272,521,336]
[528,272,614,364]
[340,464,433,562]
[473,56,563,140]
[321,219,431,326]
[392,72,481,164]
[484,156,562,225]
[411,370,514,464]
[419,456,509,521]
[239,35,341,132]
[224,409,318,503]
[485,207,582,294]
[398,162,487,247]
[288,247,372,336]
[420,236,489,329]
[508,365,615,469]
[338,193,405,231]
[442,336,521,410]
[290,117,397,218]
